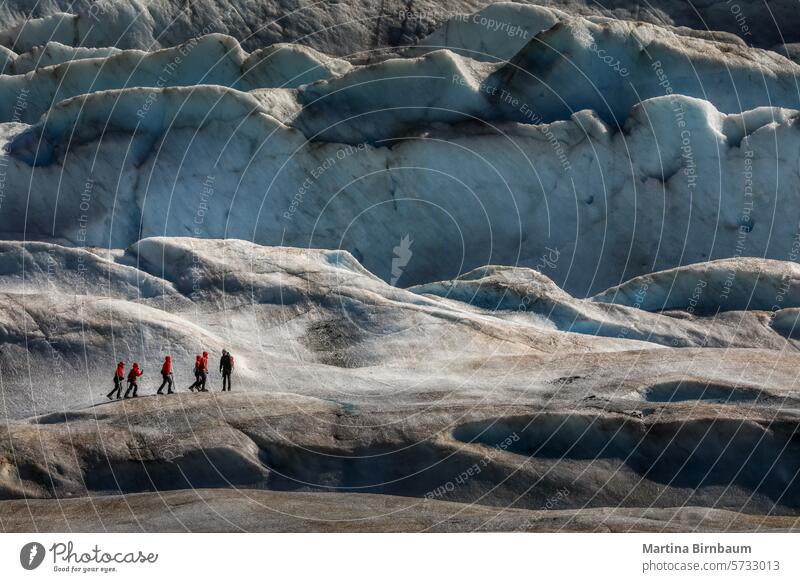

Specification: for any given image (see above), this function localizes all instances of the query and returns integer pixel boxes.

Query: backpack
[221,354,233,370]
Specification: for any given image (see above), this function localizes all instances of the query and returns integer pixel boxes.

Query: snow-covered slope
[3,238,800,530]
[0,237,637,419]
[411,263,800,348]
[3,237,800,421]
[592,258,800,313]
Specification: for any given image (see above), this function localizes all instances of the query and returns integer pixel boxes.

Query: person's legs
[157,374,167,394]
[200,371,207,391]
[132,381,138,397]
[108,378,121,399]
[167,375,174,394]
[221,372,229,391]
[124,381,133,398]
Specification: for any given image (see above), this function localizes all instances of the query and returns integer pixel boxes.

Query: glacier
[3,1,800,54]
[0,34,350,123]
[2,87,800,295]
[0,0,799,533]
[3,236,800,421]
[2,236,800,531]
[2,5,800,296]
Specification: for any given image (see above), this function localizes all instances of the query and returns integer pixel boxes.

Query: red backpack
[127,365,141,382]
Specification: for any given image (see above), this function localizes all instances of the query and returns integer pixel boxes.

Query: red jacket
[161,357,171,375]
[127,364,142,382]
[201,352,209,372]
[115,363,125,380]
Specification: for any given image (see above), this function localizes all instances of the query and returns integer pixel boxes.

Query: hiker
[124,362,143,398]
[199,351,209,391]
[107,361,125,400]
[188,355,202,392]
[156,355,174,395]
[219,349,234,391]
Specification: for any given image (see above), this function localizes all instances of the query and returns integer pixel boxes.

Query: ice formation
[0,4,799,296]
[2,236,800,420]
[2,1,799,54]
[0,34,350,123]
[1,87,799,295]
[1,0,800,532]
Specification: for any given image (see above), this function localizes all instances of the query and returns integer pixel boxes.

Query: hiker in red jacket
[199,351,209,392]
[107,361,125,400]
[219,350,234,392]
[156,355,174,395]
[188,355,202,392]
[124,362,143,398]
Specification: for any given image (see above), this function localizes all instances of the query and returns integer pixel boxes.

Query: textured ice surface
[2,88,800,296]
[1,1,800,532]
[2,240,800,529]
[2,237,800,419]
[0,34,351,123]
[411,3,563,62]
[1,4,799,296]
[2,1,799,54]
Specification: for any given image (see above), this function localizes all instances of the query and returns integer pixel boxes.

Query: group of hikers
[107,350,235,400]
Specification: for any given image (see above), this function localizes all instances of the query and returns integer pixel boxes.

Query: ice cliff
[2,1,800,54]
[2,1,800,532]
[0,1,800,320]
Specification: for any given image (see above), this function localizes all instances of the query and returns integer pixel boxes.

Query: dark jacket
[219,353,234,373]
[127,364,142,382]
